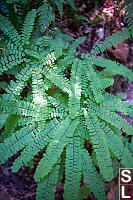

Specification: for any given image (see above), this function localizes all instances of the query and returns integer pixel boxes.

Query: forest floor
[0,0,133,200]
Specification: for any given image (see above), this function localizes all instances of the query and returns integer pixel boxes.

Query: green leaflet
[0,99,35,117]
[52,0,63,17]
[0,115,19,142]
[37,4,55,33]
[4,64,32,100]
[34,116,79,181]
[89,105,133,135]
[66,0,75,8]
[32,66,49,131]
[21,9,37,43]
[0,113,9,130]
[89,27,130,56]
[0,81,8,90]
[92,58,133,81]
[17,116,34,126]
[49,106,67,120]
[48,0,75,18]
[36,163,60,200]
[0,14,21,43]
[78,184,90,200]
[64,132,82,200]
[101,92,131,113]
[0,54,25,75]
[68,60,82,119]
[56,151,65,185]
[89,57,133,81]
[42,66,70,94]
[122,0,133,31]
[81,149,106,200]
[84,109,114,181]
[103,125,133,168]
[12,119,61,172]
[0,124,38,164]
[32,67,48,106]
[83,60,113,103]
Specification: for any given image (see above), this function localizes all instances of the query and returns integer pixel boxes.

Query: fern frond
[88,28,130,56]
[12,119,61,172]
[81,149,106,200]
[78,184,90,200]
[0,81,8,90]
[0,124,38,164]
[66,0,75,8]
[57,54,75,73]
[0,14,21,43]
[84,109,114,181]
[36,163,60,200]
[49,107,67,120]
[0,99,35,117]
[103,125,133,168]
[121,0,133,32]
[4,64,31,100]
[64,131,81,200]
[52,0,63,17]
[69,37,85,52]
[89,57,133,81]
[88,105,133,135]
[32,66,49,130]
[101,93,131,113]
[68,60,82,119]
[34,116,79,182]
[83,61,113,103]
[17,116,34,126]
[37,4,55,33]
[0,0,19,29]
[47,95,68,120]
[0,54,26,75]
[21,9,37,43]
[32,67,48,106]
[0,5,133,200]
[5,41,24,58]
[0,1,9,17]
[42,66,70,94]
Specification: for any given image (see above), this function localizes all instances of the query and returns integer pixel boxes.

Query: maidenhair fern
[0,1,133,200]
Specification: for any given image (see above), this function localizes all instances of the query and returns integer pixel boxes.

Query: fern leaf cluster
[0,3,133,200]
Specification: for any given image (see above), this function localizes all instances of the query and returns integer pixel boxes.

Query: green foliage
[0,0,29,30]
[82,149,106,199]
[64,129,81,200]
[121,0,133,32]
[37,4,55,33]
[50,0,75,16]
[0,0,75,33]
[36,162,60,200]
[0,1,133,200]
